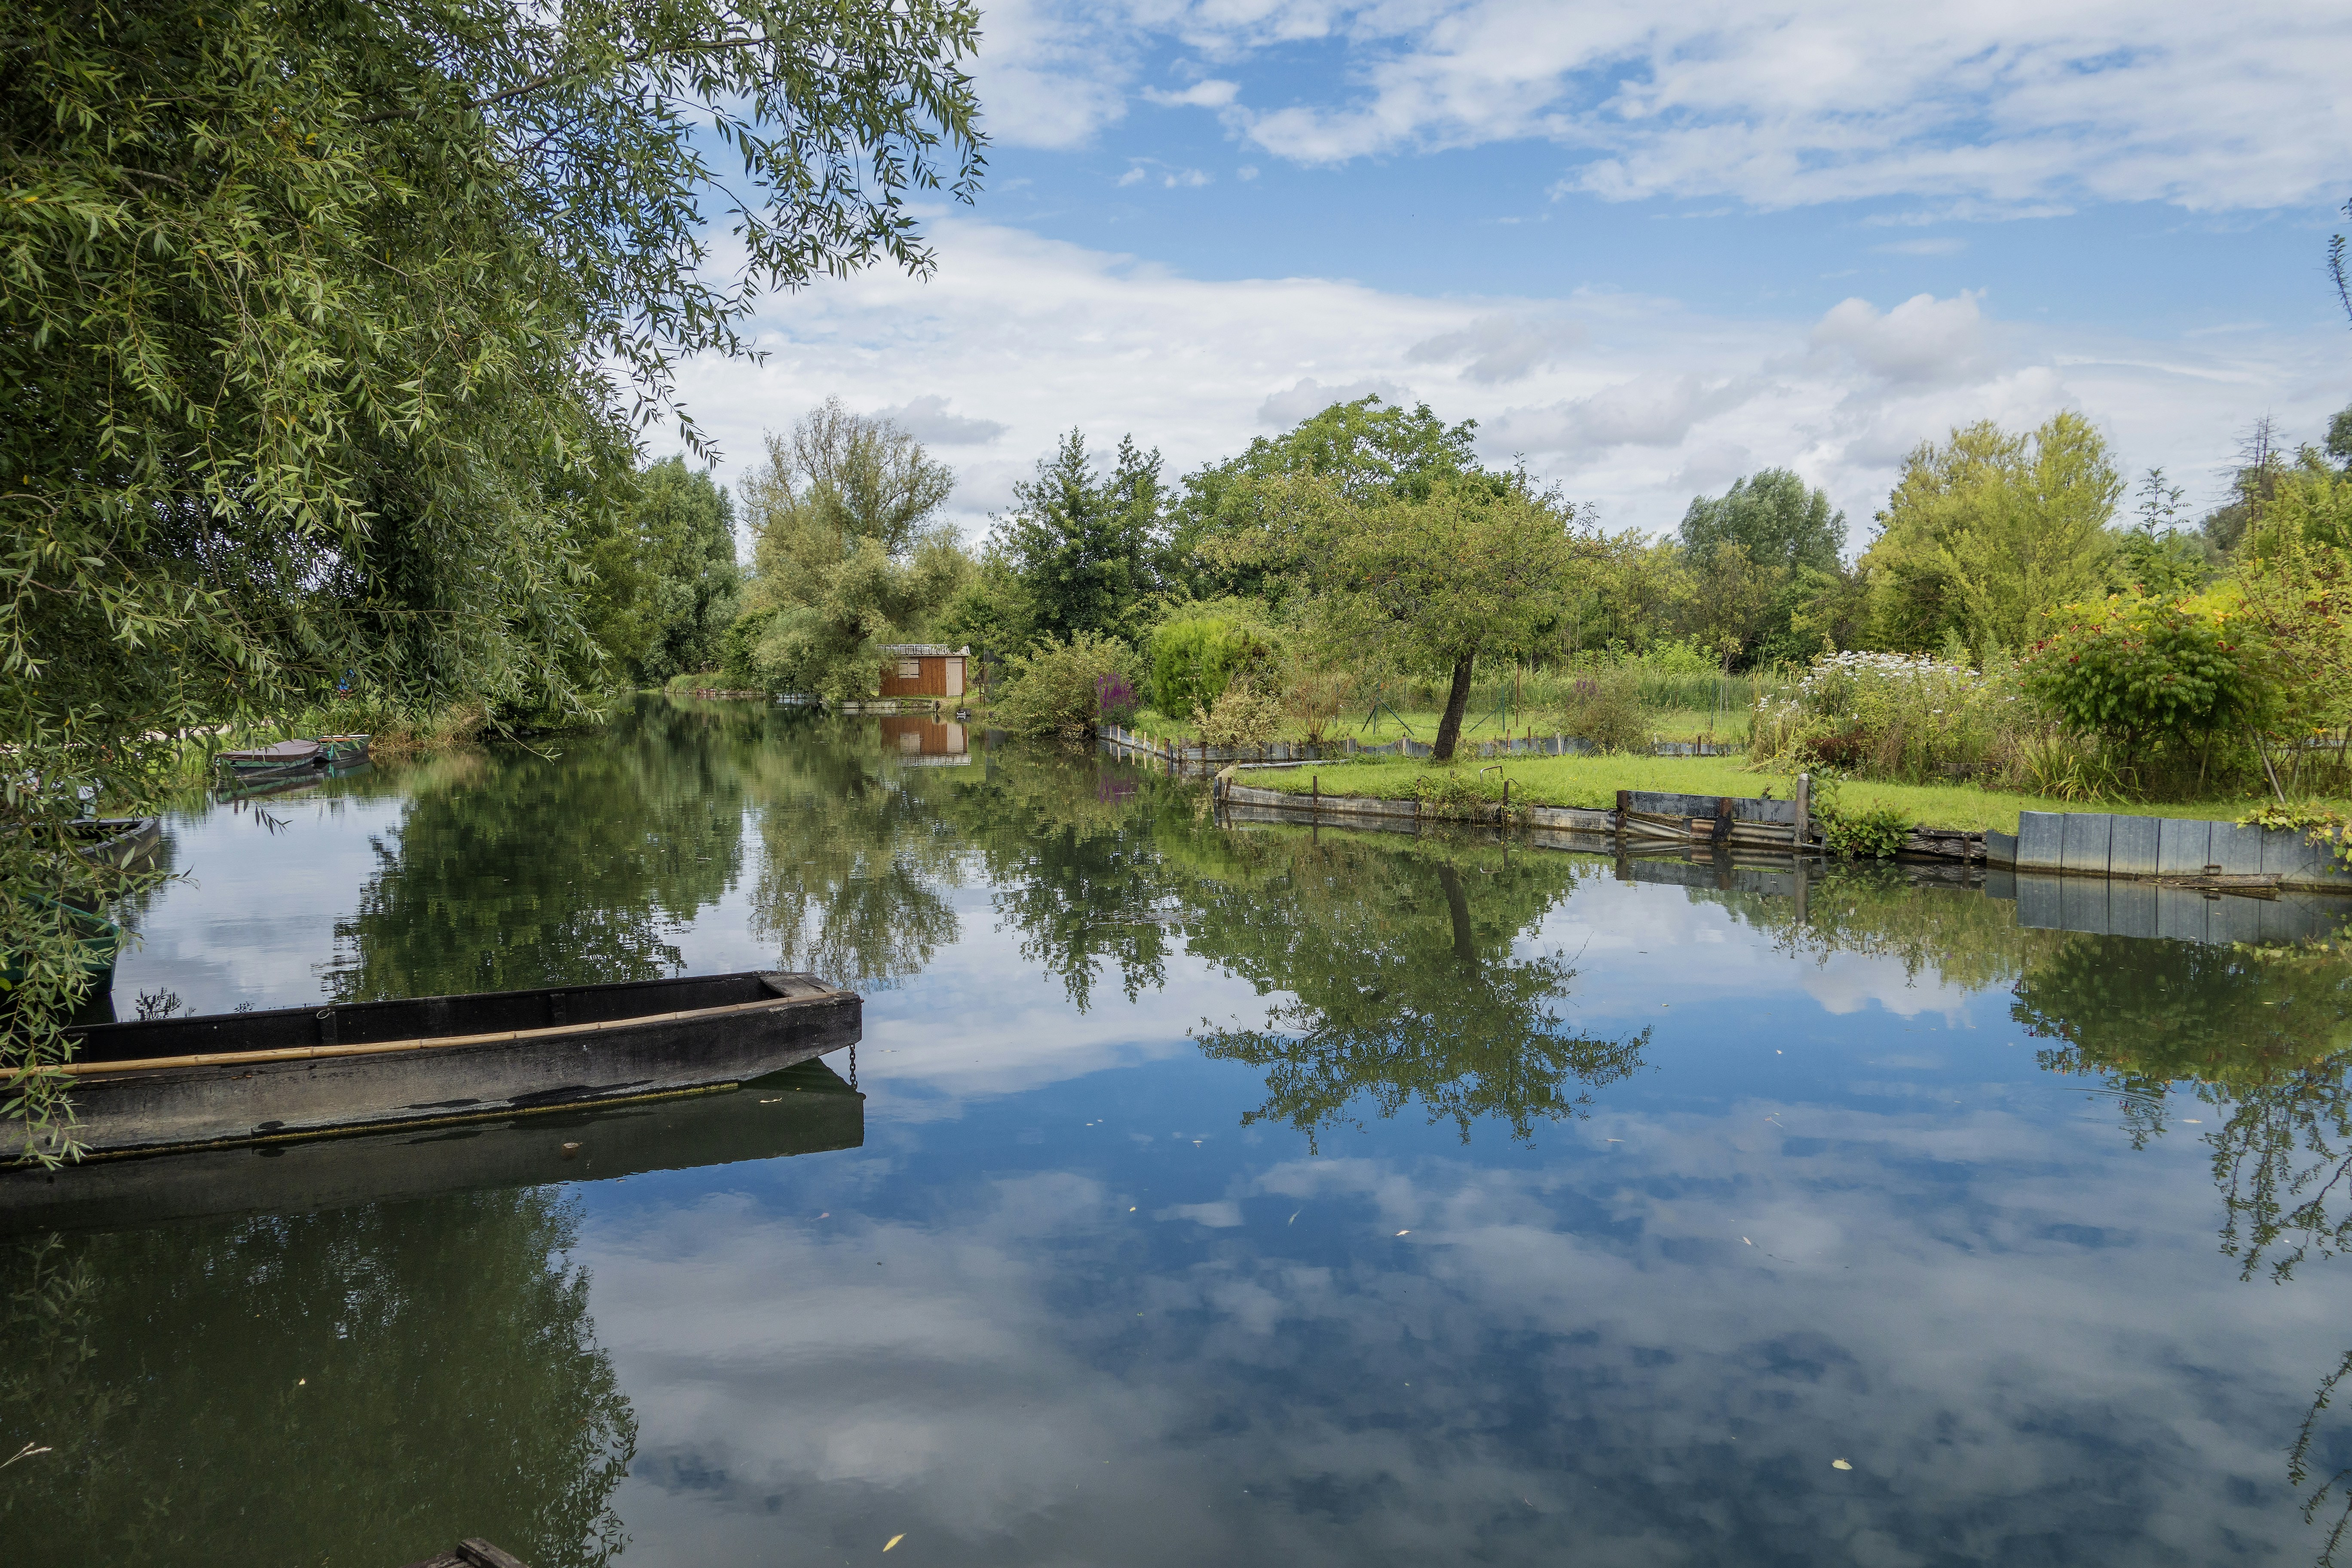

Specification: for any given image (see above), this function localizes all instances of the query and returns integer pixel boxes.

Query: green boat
[214,733,371,785]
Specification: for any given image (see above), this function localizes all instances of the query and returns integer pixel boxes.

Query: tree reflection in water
[741,708,965,987]
[0,1189,635,1566]
[1175,830,1648,1148]
[2015,928,2352,1562]
[326,700,750,999]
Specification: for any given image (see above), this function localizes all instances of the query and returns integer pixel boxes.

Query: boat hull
[0,1057,862,1233]
[34,972,861,1159]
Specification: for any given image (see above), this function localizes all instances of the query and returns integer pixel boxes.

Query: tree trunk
[1437,863,1476,971]
[1432,654,1476,760]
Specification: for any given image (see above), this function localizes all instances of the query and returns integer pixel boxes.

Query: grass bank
[1229,753,2342,835]
[1120,704,1747,750]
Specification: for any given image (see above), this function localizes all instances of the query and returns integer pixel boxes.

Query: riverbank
[1227,754,2347,836]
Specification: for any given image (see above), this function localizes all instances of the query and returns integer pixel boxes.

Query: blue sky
[677,0,2352,546]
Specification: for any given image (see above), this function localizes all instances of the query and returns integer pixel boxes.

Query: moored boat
[15,970,861,1161]
[0,1055,861,1233]
[216,738,325,781]
[69,815,163,867]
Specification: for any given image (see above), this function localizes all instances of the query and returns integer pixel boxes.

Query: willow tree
[0,0,984,1152]
[731,398,968,699]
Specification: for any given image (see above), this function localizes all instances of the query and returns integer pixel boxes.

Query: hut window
[897,660,921,678]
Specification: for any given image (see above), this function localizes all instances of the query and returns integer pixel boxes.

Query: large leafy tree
[1861,413,2121,657]
[1675,469,1847,665]
[1214,468,1586,759]
[0,0,983,1149]
[629,459,742,683]
[1677,468,1845,576]
[732,399,968,699]
[1170,395,1477,599]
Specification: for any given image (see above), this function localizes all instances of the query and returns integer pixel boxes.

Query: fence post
[1794,772,1810,851]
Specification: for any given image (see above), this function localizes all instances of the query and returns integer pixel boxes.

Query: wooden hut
[877,644,969,699]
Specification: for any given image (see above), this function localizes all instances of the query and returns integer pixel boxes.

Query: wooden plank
[457,1540,533,1568]
[45,989,846,1080]
[1623,790,1797,825]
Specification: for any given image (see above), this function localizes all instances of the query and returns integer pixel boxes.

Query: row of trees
[709,390,2352,776]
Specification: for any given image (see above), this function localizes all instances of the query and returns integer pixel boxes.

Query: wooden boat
[0,1056,861,1233]
[401,1542,529,1568]
[69,815,163,866]
[15,971,860,1161]
[217,738,324,780]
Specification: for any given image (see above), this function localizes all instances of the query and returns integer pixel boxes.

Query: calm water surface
[7,698,2352,1566]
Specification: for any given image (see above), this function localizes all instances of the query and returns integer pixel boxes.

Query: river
[6,695,2351,1566]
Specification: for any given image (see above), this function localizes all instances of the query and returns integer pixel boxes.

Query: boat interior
[67,972,818,1063]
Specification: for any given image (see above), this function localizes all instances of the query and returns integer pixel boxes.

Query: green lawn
[1229,753,2336,834]
[1119,704,1749,748]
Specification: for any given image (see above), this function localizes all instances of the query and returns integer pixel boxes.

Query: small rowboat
[17,971,860,1161]
[217,738,324,780]
[0,1055,861,1234]
[215,733,371,784]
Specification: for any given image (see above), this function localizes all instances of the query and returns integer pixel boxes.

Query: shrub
[1412,766,1495,820]
[993,633,1133,743]
[1811,779,1913,858]
[1195,674,1285,748]
[1095,671,1139,726]
[1751,652,2016,783]
[1148,615,1270,719]
[1558,671,1655,753]
[2018,591,2273,786]
[1285,663,1357,745]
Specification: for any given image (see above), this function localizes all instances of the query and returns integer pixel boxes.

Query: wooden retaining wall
[1218,791,2352,945]
[1097,724,1735,772]
[1217,781,2352,897]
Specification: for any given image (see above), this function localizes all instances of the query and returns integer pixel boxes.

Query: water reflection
[325,706,748,1000]
[1183,835,1648,1145]
[0,1190,634,1565]
[27,702,2352,1565]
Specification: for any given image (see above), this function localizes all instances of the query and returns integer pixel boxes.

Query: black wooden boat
[0,1056,861,1233]
[20,971,860,1161]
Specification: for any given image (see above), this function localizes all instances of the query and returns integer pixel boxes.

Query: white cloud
[1143,78,1241,109]
[1164,167,1214,188]
[1116,165,1147,187]
[1810,291,1992,387]
[1406,312,1589,383]
[1495,374,1758,458]
[674,218,2344,547]
[870,394,1009,447]
[986,1,2352,213]
[1256,376,1418,427]
[1873,237,1968,256]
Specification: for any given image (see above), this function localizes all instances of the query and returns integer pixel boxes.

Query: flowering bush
[1095,671,1139,725]
[1750,652,2018,782]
